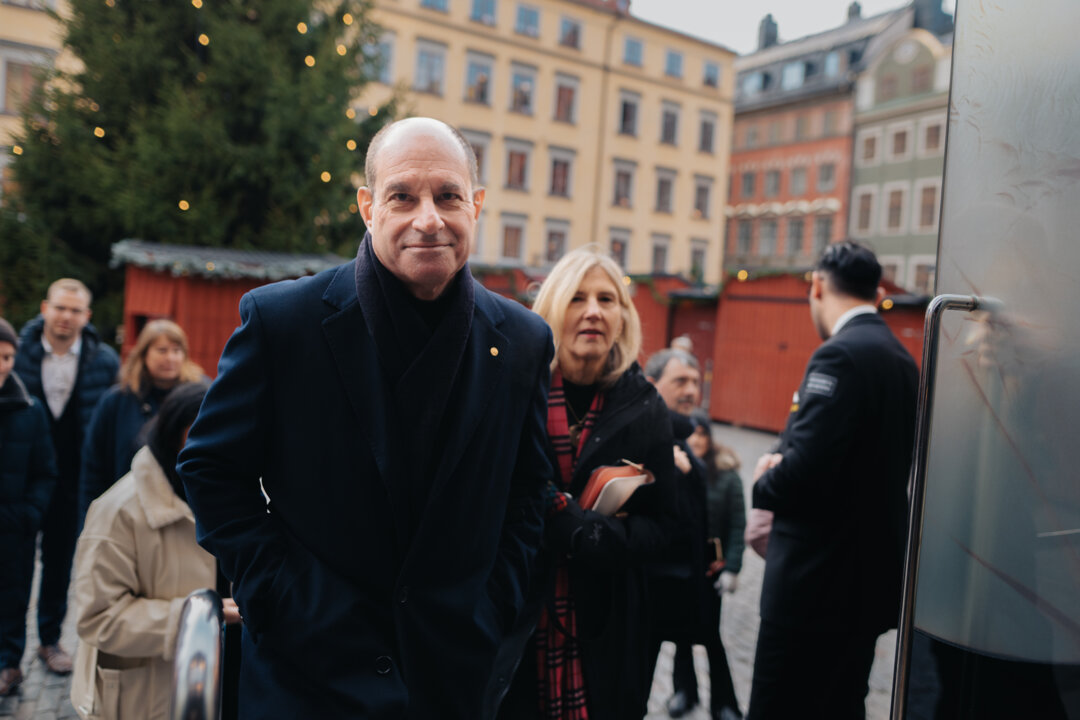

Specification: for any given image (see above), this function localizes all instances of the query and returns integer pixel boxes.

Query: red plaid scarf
[535,371,603,719]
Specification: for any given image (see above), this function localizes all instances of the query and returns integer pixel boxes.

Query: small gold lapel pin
[490,346,499,357]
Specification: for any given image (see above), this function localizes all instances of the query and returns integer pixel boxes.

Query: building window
[879,257,902,285]
[786,217,804,255]
[414,42,446,95]
[654,169,675,213]
[764,170,780,198]
[690,239,707,282]
[794,115,809,141]
[790,167,807,196]
[914,179,941,232]
[824,51,840,76]
[852,187,875,235]
[461,129,491,184]
[464,53,493,104]
[500,214,526,262]
[693,176,712,219]
[510,64,536,114]
[368,33,394,85]
[856,128,881,167]
[660,102,679,145]
[515,4,539,37]
[698,112,716,153]
[623,37,643,66]
[545,220,569,264]
[781,62,804,89]
[703,61,720,88]
[817,163,835,192]
[767,120,781,145]
[505,139,532,190]
[912,64,932,93]
[812,216,833,256]
[609,228,630,268]
[651,234,670,273]
[736,220,752,255]
[553,74,578,123]
[918,115,945,157]
[613,160,635,208]
[559,17,581,48]
[740,171,755,199]
[421,0,448,11]
[759,219,778,256]
[823,110,837,135]
[886,122,914,162]
[741,72,762,95]
[618,91,639,135]
[882,182,908,234]
[548,147,574,198]
[892,130,907,157]
[470,0,496,24]
[664,50,683,78]
[879,74,898,102]
[744,125,758,148]
[909,256,936,296]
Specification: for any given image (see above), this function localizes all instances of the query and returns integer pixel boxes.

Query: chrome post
[170,588,224,720]
[890,294,979,719]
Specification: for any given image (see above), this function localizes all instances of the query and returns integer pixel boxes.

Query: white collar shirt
[41,334,82,419]
[830,304,878,337]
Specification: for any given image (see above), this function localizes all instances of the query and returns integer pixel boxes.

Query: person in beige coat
[70,383,237,720]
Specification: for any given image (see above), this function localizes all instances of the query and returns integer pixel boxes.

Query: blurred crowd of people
[0,117,916,720]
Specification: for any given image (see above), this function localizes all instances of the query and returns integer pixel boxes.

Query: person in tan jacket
[70,382,239,720]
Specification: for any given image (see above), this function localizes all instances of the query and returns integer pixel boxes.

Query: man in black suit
[747,241,918,719]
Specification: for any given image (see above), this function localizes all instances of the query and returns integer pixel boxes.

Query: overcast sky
[629,0,957,55]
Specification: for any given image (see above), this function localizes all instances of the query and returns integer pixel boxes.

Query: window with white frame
[618,90,639,136]
[460,128,491,184]
[881,181,909,234]
[559,17,582,49]
[464,52,493,104]
[366,32,394,85]
[740,171,755,199]
[500,213,527,262]
[609,228,630,269]
[736,220,752,255]
[698,111,716,153]
[781,62,804,90]
[741,72,762,95]
[421,0,448,11]
[505,138,533,190]
[623,36,643,66]
[812,215,833,256]
[786,216,805,255]
[816,163,835,192]
[660,102,680,145]
[544,218,570,264]
[824,51,840,77]
[690,238,708,281]
[917,115,946,157]
[470,0,496,24]
[664,50,683,79]
[908,255,936,295]
[790,166,807,196]
[886,121,915,162]
[414,40,446,95]
[509,63,536,114]
[855,127,882,167]
[912,177,941,233]
[515,4,540,37]
[2,48,49,115]
[851,186,877,236]
[759,219,778,256]
[693,175,713,219]
[876,255,902,285]
[703,61,720,88]
[548,146,574,198]
[553,73,578,124]
[764,169,780,198]
[651,234,670,273]
[654,168,676,213]
[613,159,635,208]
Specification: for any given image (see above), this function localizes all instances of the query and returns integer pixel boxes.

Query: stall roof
[111,239,346,281]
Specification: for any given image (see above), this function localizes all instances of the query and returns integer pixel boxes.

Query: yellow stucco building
[360,0,735,282]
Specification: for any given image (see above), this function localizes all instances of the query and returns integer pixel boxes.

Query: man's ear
[472,187,486,219]
[357,187,374,226]
[810,270,825,300]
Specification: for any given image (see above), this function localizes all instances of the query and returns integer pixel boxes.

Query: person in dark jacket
[14,279,119,676]
[498,247,676,720]
[0,318,58,696]
[80,319,204,520]
[747,241,917,719]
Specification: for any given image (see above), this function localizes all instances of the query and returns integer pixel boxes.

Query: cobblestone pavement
[3,423,897,719]
[645,424,897,720]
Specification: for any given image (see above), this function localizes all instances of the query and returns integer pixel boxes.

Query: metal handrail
[170,588,225,720]
[890,294,980,719]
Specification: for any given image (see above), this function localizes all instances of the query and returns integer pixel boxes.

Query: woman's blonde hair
[120,319,203,395]
[532,246,642,387]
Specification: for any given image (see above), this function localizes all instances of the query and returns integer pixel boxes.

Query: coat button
[490,346,499,357]
[375,656,393,675]
[398,586,408,605]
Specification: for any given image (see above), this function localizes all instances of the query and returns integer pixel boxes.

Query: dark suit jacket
[753,312,917,633]
[178,261,554,719]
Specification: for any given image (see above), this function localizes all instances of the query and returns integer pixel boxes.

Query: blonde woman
[79,320,203,520]
[498,247,676,720]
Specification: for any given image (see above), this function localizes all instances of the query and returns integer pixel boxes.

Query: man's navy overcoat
[178,260,554,718]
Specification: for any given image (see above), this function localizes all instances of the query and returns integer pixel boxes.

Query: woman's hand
[673,445,692,474]
[222,598,243,625]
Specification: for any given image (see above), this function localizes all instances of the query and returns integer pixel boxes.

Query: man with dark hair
[747,241,918,719]
[179,117,553,718]
[14,279,119,676]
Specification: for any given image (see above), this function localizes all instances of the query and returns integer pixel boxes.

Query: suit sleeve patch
[805,372,838,397]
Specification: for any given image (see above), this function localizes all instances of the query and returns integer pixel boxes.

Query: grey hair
[644,348,699,381]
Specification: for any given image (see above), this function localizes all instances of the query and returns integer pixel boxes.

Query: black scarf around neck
[354,233,475,526]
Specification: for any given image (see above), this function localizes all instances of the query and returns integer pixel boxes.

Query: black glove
[546,495,586,557]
